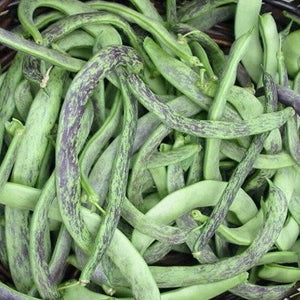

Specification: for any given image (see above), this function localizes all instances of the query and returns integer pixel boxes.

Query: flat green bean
[258,264,300,283]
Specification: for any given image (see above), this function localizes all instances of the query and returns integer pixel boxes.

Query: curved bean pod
[17,0,120,45]
[56,46,142,253]
[126,71,294,139]
[128,124,171,205]
[0,28,84,71]
[88,1,199,66]
[79,69,138,285]
[131,180,257,254]
[172,23,226,76]
[203,29,252,180]
[29,173,60,299]
[230,281,293,300]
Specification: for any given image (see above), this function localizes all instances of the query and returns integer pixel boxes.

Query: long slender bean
[56,46,142,253]
[0,28,84,71]
[126,71,294,139]
[203,29,251,180]
[29,173,59,299]
[79,68,138,285]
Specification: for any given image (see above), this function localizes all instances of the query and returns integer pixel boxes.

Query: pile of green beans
[0,0,299,299]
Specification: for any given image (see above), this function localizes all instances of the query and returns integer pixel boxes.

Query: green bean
[143,241,173,264]
[42,12,145,61]
[5,67,65,293]
[0,28,84,71]
[0,281,39,300]
[148,144,201,169]
[190,41,216,79]
[294,71,300,94]
[128,124,171,205]
[79,93,122,205]
[172,23,226,76]
[0,72,6,89]
[186,141,203,185]
[166,0,177,24]
[282,29,300,78]
[234,0,263,82]
[143,37,227,113]
[13,11,64,37]
[122,198,189,245]
[14,79,33,122]
[195,124,269,252]
[63,272,248,300]
[276,214,299,251]
[244,71,282,194]
[131,180,257,254]
[149,166,169,198]
[0,54,24,154]
[90,80,106,128]
[227,86,264,119]
[289,190,300,226]
[13,67,66,186]
[5,206,33,292]
[166,134,186,193]
[79,68,138,285]
[230,281,294,300]
[258,264,300,283]
[29,173,59,299]
[126,71,294,139]
[56,46,142,253]
[203,30,251,180]
[18,0,119,45]
[221,141,295,169]
[257,251,299,266]
[36,141,54,189]
[177,0,236,23]
[89,1,199,66]
[259,13,280,81]
[53,30,95,53]
[177,214,218,264]
[185,5,236,31]
[0,120,25,192]
[285,114,300,164]
[129,0,162,22]
[48,225,72,284]
[193,209,264,246]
